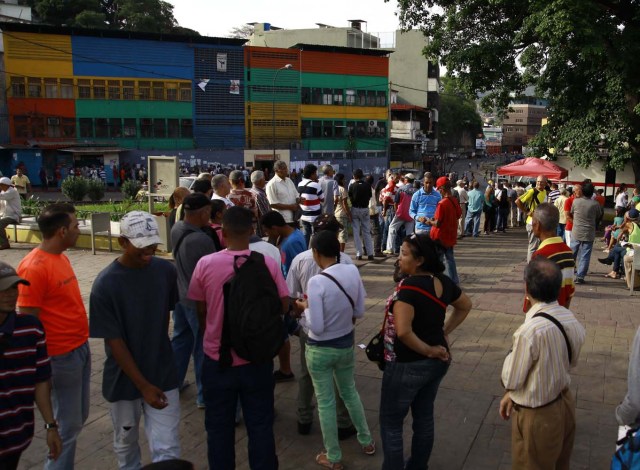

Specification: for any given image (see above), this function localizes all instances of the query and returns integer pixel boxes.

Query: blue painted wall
[71,36,193,79]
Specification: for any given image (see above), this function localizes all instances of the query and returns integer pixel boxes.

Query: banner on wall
[217,53,227,72]
[229,80,240,95]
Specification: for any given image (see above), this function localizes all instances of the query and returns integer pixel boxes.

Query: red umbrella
[497,157,568,180]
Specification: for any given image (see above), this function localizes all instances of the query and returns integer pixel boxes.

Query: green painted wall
[304,139,386,151]
[245,68,300,103]
[75,100,192,118]
[300,72,388,90]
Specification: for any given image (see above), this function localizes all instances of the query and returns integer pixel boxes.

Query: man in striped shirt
[0,261,61,468]
[297,164,324,247]
[524,203,575,311]
[500,257,586,470]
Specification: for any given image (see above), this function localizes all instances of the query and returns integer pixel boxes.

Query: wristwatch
[44,421,58,430]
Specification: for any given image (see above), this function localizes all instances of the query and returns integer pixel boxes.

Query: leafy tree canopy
[31,0,195,35]
[438,76,483,150]
[394,0,640,181]
[229,24,254,39]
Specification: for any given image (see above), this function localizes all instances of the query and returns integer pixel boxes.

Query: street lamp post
[272,64,293,161]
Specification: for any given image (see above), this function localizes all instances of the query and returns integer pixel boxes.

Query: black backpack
[219,251,284,368]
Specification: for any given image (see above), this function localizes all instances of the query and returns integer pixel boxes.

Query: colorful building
[0,23,391,183]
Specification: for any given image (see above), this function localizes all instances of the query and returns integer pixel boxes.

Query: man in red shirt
[563,184,580,247]
[430,177,462,284]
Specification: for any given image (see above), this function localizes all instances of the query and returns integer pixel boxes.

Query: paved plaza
[4,224,639,469]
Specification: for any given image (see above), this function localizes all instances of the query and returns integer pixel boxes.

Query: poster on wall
[148,156,178,197]
[217,53,227,72]
[229,80,240,95]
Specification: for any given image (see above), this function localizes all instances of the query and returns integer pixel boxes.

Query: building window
[123,118,137,137]
[323,120,333,137]
[78,79,91,99]
[310,88,322,105]
[376,91,386,107]
[139,82,151,100]
[11,77,25,97]
[60,79,74,99]
[108,80,121,100]
[31,117,45,137]
[109,118,122,138]
[346,89,356,106]
[301,120,311,138]
[322,89,333,105]
[334,122,345,138]
[44,78,58,98]
[141,118,153,137]
[28,78,41,98]
[152,82,164,100]
[346,121,356,137]
[179,83,191,101]
[62,118,76,138]
[153,119,166,138]
[46,117,61,137]
[357,90,367,106]
[166,83,178,101]
[95,118,109,138]
[14,116,28,137]
[333,89,343,105]
[167,119,180,138]
[356,121,366,137]
[93,80,106,99]
[123,81,135,100]
[377,121,387,137]
[181,119,193,138]
[312,121,322,138]
[301,87,311,104]
[366,91,376,106]
[79,118,93,138]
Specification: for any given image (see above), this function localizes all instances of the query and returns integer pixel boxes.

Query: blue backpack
[612,427,640,469]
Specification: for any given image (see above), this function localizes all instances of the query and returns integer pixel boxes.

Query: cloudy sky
[171,0,402,38]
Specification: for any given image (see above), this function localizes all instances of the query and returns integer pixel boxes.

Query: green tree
[33,0,183,34]
[229,24,254,39]
[394,0,640,183]
[438,77,482,153]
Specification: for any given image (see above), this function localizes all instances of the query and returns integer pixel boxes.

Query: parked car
[179,176,197,190]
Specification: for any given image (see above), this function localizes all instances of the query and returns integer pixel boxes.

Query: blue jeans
[442,247,459,285]
[171,301,204,405]
[464,210,481,237]
[570,239,594,280]
[351,207,373,257]
[45,342,91,470]
[301,220,313,248]
[202,356,277,470]
[380,358,449,470]
[557,223,566,242]
[608,244,628,274]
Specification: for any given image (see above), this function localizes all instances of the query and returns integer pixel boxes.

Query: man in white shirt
[266,161,299,226]
[11,168,31,200]
[0,177,21,249]
[211,174,233,208]
[455,180,468,238]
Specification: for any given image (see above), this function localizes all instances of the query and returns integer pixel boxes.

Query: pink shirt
[188,249,289,366]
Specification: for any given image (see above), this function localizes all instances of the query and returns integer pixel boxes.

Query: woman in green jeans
[296,230,375,470]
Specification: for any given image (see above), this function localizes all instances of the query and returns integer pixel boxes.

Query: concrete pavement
[4,224,638,469]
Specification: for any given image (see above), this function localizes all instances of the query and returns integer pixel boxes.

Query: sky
[170,0,402,39]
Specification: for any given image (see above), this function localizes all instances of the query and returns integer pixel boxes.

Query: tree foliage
[229,24,254,39]
[32,0,192,34]
[438,77,482,151]
[394,0,640,182]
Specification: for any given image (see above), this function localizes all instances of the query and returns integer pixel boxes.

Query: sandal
[362,440,376,456]
[315,452,344,470]
[604,272,620,279]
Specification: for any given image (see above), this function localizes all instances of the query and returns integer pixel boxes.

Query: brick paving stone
[2,223,635,469]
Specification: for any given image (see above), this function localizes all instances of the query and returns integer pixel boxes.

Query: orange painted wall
[245,47,300,70]
[8,98,75,143]
[301,51,388,77]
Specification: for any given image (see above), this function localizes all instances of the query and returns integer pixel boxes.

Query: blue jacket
[409,188,442,231]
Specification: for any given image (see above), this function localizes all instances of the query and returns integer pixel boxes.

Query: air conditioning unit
[368,120,377,128]
[47,117,60,126]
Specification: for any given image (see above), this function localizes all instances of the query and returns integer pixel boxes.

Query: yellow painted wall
[4,32,73,77]
[301,105,388,121]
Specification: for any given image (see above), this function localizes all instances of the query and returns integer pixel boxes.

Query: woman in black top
[380,233,472,470]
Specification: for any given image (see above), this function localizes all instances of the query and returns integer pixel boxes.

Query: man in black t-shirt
[348,169,374,260]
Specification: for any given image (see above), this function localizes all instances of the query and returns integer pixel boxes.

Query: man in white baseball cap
[0,176,21,249]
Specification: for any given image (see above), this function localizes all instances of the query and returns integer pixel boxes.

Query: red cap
[436,176,450,189]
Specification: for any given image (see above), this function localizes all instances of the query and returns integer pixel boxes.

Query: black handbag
[365,309,388,371]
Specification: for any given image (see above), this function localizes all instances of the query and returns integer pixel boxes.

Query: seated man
[598,208,640,279]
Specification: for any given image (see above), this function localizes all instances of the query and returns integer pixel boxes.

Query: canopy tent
[497,157,568,180]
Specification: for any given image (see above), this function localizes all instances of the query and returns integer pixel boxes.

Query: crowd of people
[1,162,640,470]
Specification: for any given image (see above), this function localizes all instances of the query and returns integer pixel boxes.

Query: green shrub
[61,176,89,202]
[121,179,141,200]
[86,179,106,202]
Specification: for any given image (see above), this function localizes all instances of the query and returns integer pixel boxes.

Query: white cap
[0,177,11,186]
[120,211,162,248]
